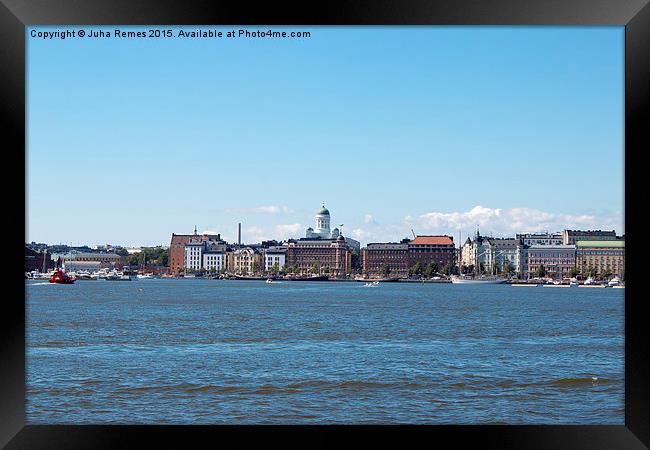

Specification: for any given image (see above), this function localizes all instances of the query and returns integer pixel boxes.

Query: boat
[584,276,596,285]
[363,281,380,287]
[234,274,270,281]
[286,275,329,281]
[49,269,75,284]
[451,275,507,284]
[106,271,131,281]
[569,278,579,287]
[607,277,622,287]
[136,273,155,279]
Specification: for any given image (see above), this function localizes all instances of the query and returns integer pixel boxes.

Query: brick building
[576,240,625,278]
[286,236,351,277]
[407,235,455,269]
[169,228,221,274]
[361,243,409,278]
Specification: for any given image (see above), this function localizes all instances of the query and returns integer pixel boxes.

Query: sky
[27,26,624,247]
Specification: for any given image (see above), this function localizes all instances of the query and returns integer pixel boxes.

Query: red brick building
[169,231,221,274]
[408,235,455,269]
[361,243,409,278]
[286,237,351,277]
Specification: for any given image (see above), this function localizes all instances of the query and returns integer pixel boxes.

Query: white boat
[106,273,131,281]
[584,276,596,285]
[607,277,622,287]
[137,273,155,279]
[363,281,380,287]
[451,275,507,284]
[569,278,579,287]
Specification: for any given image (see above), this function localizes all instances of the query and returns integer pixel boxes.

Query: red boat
[49,269,76,284]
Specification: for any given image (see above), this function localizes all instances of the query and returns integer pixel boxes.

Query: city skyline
[27,26,624,247]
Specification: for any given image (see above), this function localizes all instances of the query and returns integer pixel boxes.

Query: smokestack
[238,223,241,246]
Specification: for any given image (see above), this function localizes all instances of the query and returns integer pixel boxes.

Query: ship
[49,269,76,284]
[450,275,508,284]
[286,275,329,281]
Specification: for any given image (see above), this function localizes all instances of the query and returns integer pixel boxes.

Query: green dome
[317,204,330,215]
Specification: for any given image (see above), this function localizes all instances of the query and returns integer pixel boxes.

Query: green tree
[535,264,547,278]
[503,260,514,275]
[569,266,579,278]
[252,261,260,274]
[280,264,287,275]
[602,269,613,280]
[311,263,319,274]
[379,263,391,277]
[271,263,279,275]
[424,262,438,278]
[442,265,451,276]
[409,262,422,277]
[323,265,331,274]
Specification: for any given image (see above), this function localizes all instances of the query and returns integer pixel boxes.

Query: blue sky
[27,26,624,247]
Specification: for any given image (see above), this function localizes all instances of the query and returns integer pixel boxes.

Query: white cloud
[407,205,623,237]
[363,214,374,224]
[274,223,303,239]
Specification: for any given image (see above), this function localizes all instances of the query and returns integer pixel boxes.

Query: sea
[26,279,624,424]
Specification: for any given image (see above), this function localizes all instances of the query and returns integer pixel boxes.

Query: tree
[311,263,319,274]
[602,269,613,280]
[323,265,331,274]
[503,260,514,275]
[280,264,287,275]
[570,266,579,278]
[442,265,451,276]
[114,247,129,257]
[271,263,279,275]
[535,264,546,278]
[379,263,391,277]
[252,261,260,274]
[424,262,438,278]
[409,262,422,277]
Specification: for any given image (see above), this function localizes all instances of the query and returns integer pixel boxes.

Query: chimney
[238,223,241,246]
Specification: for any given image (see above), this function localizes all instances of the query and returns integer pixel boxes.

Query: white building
[184,241,204,271]
[304,204,360,254]
[516,233,563,246]
[264,247,287,272]
[202,242,227,272]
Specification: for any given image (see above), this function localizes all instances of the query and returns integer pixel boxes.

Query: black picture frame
[2,1,648,448]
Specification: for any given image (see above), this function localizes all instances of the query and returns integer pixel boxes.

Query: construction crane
[411,229,416,239]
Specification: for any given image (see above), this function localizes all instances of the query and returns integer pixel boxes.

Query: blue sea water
[26,279,624,424]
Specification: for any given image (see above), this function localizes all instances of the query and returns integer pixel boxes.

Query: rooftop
[409,236,454,245]
[576,240,625,248]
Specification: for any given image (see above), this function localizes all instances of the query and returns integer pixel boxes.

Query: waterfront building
[25,246,53,272]
[361,243,409,278]
[575,240,625,278]
[263,246,287,273]
[407,235,455,271]
[523,245,577,279]
[460,232,522,275]
[169,227,221,274]
[62,252,122,272]
[516,232,563,246]
[304,204,361,254]
[562,229,618,245]
[232,247,262,274]
[286,235,351,277]
[202,242,227,272]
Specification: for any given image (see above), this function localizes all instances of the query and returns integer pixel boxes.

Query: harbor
[26,278,624,424]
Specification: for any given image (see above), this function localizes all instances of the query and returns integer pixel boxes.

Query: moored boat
[286,275,329,281]
[451,275,507,284]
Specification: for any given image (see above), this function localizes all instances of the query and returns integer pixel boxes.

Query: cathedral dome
[317,205,330,215]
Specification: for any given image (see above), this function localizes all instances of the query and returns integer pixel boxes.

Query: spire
[194,225,198,235]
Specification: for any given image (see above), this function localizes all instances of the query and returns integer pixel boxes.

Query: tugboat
[49,269,76,284]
